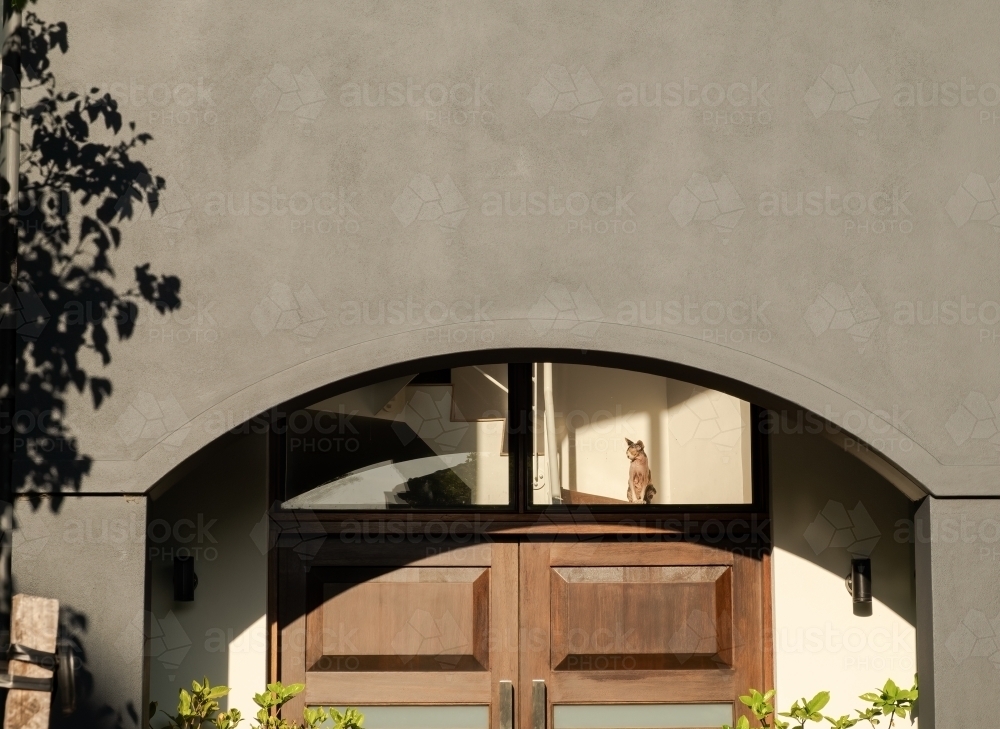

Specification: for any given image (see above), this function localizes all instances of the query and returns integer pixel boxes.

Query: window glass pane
[553,703,733,729]
[319,706,488,729]
[284,365,510,509]
[532,364,752,506]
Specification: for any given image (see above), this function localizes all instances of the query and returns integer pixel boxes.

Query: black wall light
[173,555,199,602]
[845,557,872,616]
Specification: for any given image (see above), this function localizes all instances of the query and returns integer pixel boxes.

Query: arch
[100,322,955,498]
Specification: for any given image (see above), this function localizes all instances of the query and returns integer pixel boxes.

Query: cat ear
[636,440,644,449]
[625,438,634,447]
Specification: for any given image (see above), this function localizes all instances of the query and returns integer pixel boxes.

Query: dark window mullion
[507,363,533,513]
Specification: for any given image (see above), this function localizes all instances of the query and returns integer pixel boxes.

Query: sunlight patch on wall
[228,614,267,718]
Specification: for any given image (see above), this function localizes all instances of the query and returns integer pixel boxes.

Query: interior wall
[771,429,918,719]
[536,364,751,503]
[147,432,268,726]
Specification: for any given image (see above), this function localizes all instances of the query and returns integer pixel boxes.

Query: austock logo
[392,174,469,230]
[0,282,50,341]
[115,391,191,449]
[666,604,742,666]
[526,64,604,126]
[945,392,1000,448]
[667,387,746,455]
[391,389,469,452]
[804,63,880,130]
[527,282,603,340]
[803,500,880,557]
[250,503,327,561]
[804,283,881,352]
[116,610,192,678]
[668,173,745,240]
[946,173,1000,233]
[252,63,328,121]
[946,609,1000,669]
[114,173,192,232]
[392,609,469,669]
[251,282,327,339]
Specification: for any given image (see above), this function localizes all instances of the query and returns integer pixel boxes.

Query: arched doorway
[270,357,774,728]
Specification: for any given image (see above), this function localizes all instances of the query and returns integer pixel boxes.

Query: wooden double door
[277,536,770,729]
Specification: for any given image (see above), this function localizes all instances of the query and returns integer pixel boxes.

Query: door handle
[499,680,513,729]
[532,679,546,729]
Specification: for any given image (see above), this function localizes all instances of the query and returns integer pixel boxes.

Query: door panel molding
[549,542,735,566]
[548,670,737,703]
[304,671,491,704]
[306,566,490,673]
[550,565,735,671]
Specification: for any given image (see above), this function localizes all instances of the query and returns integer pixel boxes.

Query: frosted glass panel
[554,703,733,729]
[320,706,488,729]
[532,364,752,506]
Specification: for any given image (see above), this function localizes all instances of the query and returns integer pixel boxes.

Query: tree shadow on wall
[7,11,182,511]
[51,606,141,729]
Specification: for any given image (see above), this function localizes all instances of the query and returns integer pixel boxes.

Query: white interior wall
[770,430,918,720]
[147,433,268,726]
[536,364,751,504]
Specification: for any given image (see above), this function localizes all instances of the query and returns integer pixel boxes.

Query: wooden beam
[4,594,59,729]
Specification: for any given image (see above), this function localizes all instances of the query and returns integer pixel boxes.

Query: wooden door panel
[308,567,490,672]
[522,540,769,727]
[283,539,518,729]
[282,536,768,728]
[550,566,734,670]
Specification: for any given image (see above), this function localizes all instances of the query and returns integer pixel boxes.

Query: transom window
[280,360,763,511]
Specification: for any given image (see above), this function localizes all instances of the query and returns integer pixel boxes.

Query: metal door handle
[532,679,546,729]
[499,680,513,729]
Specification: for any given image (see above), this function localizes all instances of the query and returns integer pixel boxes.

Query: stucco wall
[15,0,1000,500]
[915,498,1000,728]
[12,495,149,728]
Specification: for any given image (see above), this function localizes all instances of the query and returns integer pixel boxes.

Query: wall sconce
[845,557,872,616]
[173,555,198,602]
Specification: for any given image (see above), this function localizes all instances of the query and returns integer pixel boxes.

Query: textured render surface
[18,0,1000,497]
[12,495,148,728]
[916,498,1000,729]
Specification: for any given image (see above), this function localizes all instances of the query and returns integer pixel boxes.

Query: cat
[625,438,654,504]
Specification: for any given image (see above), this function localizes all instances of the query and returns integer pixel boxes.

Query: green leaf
[807,692,831,713]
